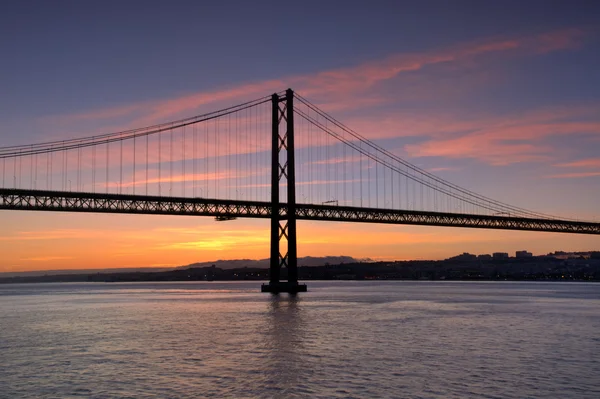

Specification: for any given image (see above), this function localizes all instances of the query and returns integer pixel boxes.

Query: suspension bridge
[1,89,599,293]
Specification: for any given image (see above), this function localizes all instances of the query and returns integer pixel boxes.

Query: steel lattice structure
[2,188,599,235]
[269,89,300,291]
[0,189,272,219]
[295,203,600,235]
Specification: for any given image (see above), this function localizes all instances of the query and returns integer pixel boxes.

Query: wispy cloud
[33,27,597,175]
[0,229,102,241]
[548,158,600,178]
[102,169,264,189]
[47,27,589,131]
[547,171,600,179]
[555,158,600,168]
[159,228,269,251]
[405,108,600,165]
[20,256,73,262]
[428,167,459,173]
[293,27,586,109]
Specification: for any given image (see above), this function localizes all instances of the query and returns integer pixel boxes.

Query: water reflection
[262,295,305,396]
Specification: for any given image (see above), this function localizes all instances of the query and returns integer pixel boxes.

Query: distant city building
[478,254,492,260]
[493,252,509,260]
[448,252,477,261]
[516,250,533,258]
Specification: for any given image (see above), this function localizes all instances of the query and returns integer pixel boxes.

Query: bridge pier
[261,89,307,294]
[261,281,307,294]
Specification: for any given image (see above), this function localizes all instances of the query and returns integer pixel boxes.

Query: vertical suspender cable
[106,142,109,194]
[391,159,394,209]
[120,139,123,194]
[214,118,217,198]
[246,107,250,200]
[308,106,311,203]
[92,143,96,193]
[193,124,196,198]
[145,133,149,196]
[61,145,65,191]
[133,134,136,195]
[235,111,238,200]
[205,119,208,197]
[170,126,173,196]
[325,119,329,203]
[344,136,347,206]
[30,147,33,189]
[254,104,258,202]
[159,130,162,196]
[228,114,231,200]
[182,126,186,197]
[76,146,79,191]
[376,159,379,208]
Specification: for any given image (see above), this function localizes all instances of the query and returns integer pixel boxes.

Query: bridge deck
[1,188,599,235]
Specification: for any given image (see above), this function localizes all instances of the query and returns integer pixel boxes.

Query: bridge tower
[261,89,307,294]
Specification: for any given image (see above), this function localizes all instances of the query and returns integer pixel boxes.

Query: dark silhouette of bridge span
[1,89,599,293]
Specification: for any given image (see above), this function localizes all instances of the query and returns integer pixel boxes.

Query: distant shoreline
[2,256,599,284]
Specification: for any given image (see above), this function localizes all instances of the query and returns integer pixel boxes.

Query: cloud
[404,108,600,165]
[24,25,594,188]
[298,223,509,247]
[546,171,600,179]
[428,167,459,173]
[102,169,264,189]
[47,28,589,132]
[406,136,552,165]
[20,256,73,262]
[555,158,600,168]
[160,228,269,251]
[531,27,588,54]
[0,229,102,241]
[548,158,600,178]
[50,80,283,128]
[292,28,586,108]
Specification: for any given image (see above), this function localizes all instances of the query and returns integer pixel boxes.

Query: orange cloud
[21,256,74,262]
[0,229,103,241]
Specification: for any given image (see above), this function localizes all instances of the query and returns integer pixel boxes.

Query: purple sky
[1,1,599,271]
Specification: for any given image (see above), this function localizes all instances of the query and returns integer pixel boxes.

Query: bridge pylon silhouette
[261,89,306,294]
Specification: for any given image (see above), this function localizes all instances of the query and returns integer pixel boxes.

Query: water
[1,281,599,398]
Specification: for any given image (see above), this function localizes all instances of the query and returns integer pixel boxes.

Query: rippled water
[1,281,599,398]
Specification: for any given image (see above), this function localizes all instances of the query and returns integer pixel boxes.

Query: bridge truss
[2,188,599,235]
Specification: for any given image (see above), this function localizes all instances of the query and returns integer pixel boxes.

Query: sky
[1,0,600,272]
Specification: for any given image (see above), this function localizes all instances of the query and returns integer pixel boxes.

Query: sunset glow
[1,2,599,272]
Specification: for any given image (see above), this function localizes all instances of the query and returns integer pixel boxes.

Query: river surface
[1,281,599,398]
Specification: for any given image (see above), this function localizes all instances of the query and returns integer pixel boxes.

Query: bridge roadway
[1,188,599,235]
